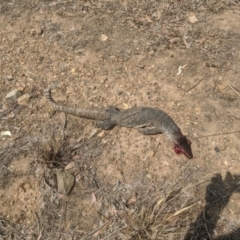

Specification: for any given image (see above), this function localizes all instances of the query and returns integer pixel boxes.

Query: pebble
[4,75,13,81]
[50,81,60,89]
[1,131,12,138]
[97,131,105,137]
[101,34,108,41]
[89,128,101,138]
[17,93,31,105]
[57,170,75,194]
[147,150,156,157]
[6,89,21,100]
[217,84,226,91]
[149,50,155,56]
[37,27,44,36]
[214,146,220,153]
[99,75,108,83]
[59,62,67,71]
[146,174,152,179]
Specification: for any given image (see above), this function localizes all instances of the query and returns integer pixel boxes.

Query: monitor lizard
[45,88,193,159]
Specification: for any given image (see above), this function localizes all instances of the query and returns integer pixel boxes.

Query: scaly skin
[45,88,193,159]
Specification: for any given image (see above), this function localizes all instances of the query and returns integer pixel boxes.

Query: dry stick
[80,217,116,240]
[203,209,212,240]
[61,113,67,141]
[37,230,43,240]
[208,186,240,206]
[197,130,240,138]
[58,202,67,233]
[190,87,213,96]
[223,107,240,120]
[35,212,42,236]
[229,84,240,98]
[186,73,207,93]
[101,225,129,240]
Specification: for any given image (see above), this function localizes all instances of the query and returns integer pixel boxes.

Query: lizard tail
[45,88,110,121]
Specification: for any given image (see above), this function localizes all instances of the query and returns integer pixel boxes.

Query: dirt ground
[1,0,240,239]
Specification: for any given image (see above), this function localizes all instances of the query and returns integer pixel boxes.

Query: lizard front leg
[137,127,162,135]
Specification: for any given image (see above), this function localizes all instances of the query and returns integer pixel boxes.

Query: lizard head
[174,136,193,159]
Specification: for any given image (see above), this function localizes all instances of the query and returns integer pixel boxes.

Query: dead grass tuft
[94,170,206,240]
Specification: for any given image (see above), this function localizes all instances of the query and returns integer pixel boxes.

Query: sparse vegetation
[1,0,240,239]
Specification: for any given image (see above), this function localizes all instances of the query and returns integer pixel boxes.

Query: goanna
[45,88,193,159]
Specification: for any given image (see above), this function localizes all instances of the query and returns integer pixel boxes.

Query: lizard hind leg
[96,106,119,130]
[96,120,116,130]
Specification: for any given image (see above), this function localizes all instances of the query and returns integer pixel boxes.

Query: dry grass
[0,123,203,239]
[1,0,240,239]
[1,124,240,239]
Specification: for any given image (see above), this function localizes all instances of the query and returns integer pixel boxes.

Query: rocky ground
[1,1,240,239]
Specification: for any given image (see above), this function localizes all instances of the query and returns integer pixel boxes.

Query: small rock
[65,162,76,170]
[38,56,44,64]
[57,171,75,195]
[17,48,24,54]
[123,55,131,62]
[122,103,129,109]
[214,146,220,153]
[50,81,60,89]
[59,62,67,71]
[99,75,108,83]
[97,131,105,137]
[193,132,198,137]
[146,174,152,179]
[217,84,226,91]
[89,128,100,138]
[138,64,145,69]
[1,131,12,138]
[188,12,198,23]
[37,27,44,36]
[6,89,21,100]
[4,75,14,81]
[148,150,156,157]
[17,93,31,105]
[206,62,210,67]
[211,63,217,68]
[101,34,108,42]
[149,50,155,56]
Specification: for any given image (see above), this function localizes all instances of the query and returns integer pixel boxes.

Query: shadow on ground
[184,172,240,240]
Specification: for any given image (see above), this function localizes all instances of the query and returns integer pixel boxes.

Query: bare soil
[1,1,240,239]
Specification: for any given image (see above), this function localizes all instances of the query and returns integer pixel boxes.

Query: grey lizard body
[45,89,193,159]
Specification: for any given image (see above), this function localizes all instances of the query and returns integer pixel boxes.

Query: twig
[177,64,188,75]
[80,217,116,240]
[203,209,212,240]
[208,186,240,206]
[190,87,213,96]
[223,107,240,120]
[101,225,129,240]
[197,130,240,138]
[229,84,240,98]
[61,113,67,141]
[186,73,207,93]
[35,212,41,234]
[58,201,67,232]
[37,230,43,240]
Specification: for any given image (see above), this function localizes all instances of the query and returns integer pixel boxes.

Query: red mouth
[174,145,193,159]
